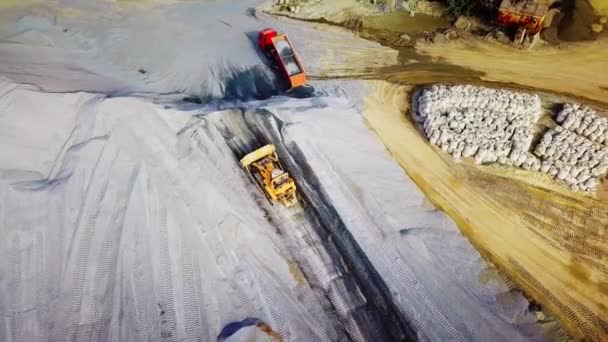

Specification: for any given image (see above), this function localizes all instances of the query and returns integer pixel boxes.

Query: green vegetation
[443,0,476,18]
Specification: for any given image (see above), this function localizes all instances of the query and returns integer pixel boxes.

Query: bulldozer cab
[272,172,291,190]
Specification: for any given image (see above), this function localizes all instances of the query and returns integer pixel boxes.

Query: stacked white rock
[557,103,608,145]
[534,126,608,192]
[414,84,541,169]
[415,84,542,122]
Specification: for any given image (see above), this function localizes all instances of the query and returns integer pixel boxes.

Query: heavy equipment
[258,28,308,91]
[240,144,298,207]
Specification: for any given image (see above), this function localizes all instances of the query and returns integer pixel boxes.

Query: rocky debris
[591,23,604,33]
[414,0,446,17]
[557,103,608,146]
[493,30,512,45]
[432,32,447,44]
[430,29,458,44]
[445,29,458,40]
[400,33,411,42]
[454,16,492,33]
[274,0,307,12]
[534,126,608,192]
[414,84,541,167]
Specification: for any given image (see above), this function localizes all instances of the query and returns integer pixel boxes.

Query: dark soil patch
[558,0,597,41]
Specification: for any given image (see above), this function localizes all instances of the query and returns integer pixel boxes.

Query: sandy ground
[415,36,608,106]
[363,81,608,341]
[0,1,554,341]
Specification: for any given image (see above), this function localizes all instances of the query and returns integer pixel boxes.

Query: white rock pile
[535,109,608,192]
[414,84,542,167]
[556,103,608,145]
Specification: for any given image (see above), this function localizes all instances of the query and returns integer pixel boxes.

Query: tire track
[64,146,118,342]
[144,114,260,339]
[180,245,202,341]
[203,225,258,319]
[35,231,49,342]
[132,256,150,342]
[191,255,210,342]
[130,169,157,342]
[52,179,67,294]
[90,164,141,342]
[10,235,23,342]
[158,206,177,342]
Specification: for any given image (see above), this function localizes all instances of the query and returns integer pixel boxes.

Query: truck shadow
[182,31,313,105]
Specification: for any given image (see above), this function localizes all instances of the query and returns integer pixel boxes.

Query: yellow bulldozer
[240,144,298,207]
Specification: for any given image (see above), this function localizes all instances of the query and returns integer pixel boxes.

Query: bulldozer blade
[240,144,276,167]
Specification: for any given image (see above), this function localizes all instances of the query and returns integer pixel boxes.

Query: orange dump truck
[258,28,308,90]
[497,0,549,44]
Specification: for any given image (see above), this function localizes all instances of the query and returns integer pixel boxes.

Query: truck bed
[271,35,307,88]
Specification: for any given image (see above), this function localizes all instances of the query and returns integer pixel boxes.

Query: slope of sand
[0,77,551,341]
[363,81,608,341]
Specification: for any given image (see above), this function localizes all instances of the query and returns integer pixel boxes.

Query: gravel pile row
[415,85,542,167]
[415,84,542,121]
[414,85,608,193]
[556,103,608,145]
[535,126,608,192]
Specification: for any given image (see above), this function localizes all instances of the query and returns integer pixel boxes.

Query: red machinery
[258,28,308,90]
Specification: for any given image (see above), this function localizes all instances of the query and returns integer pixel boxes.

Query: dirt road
[415,36,608,107]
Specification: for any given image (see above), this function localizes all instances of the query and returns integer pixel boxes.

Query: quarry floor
[0,0,607,341]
